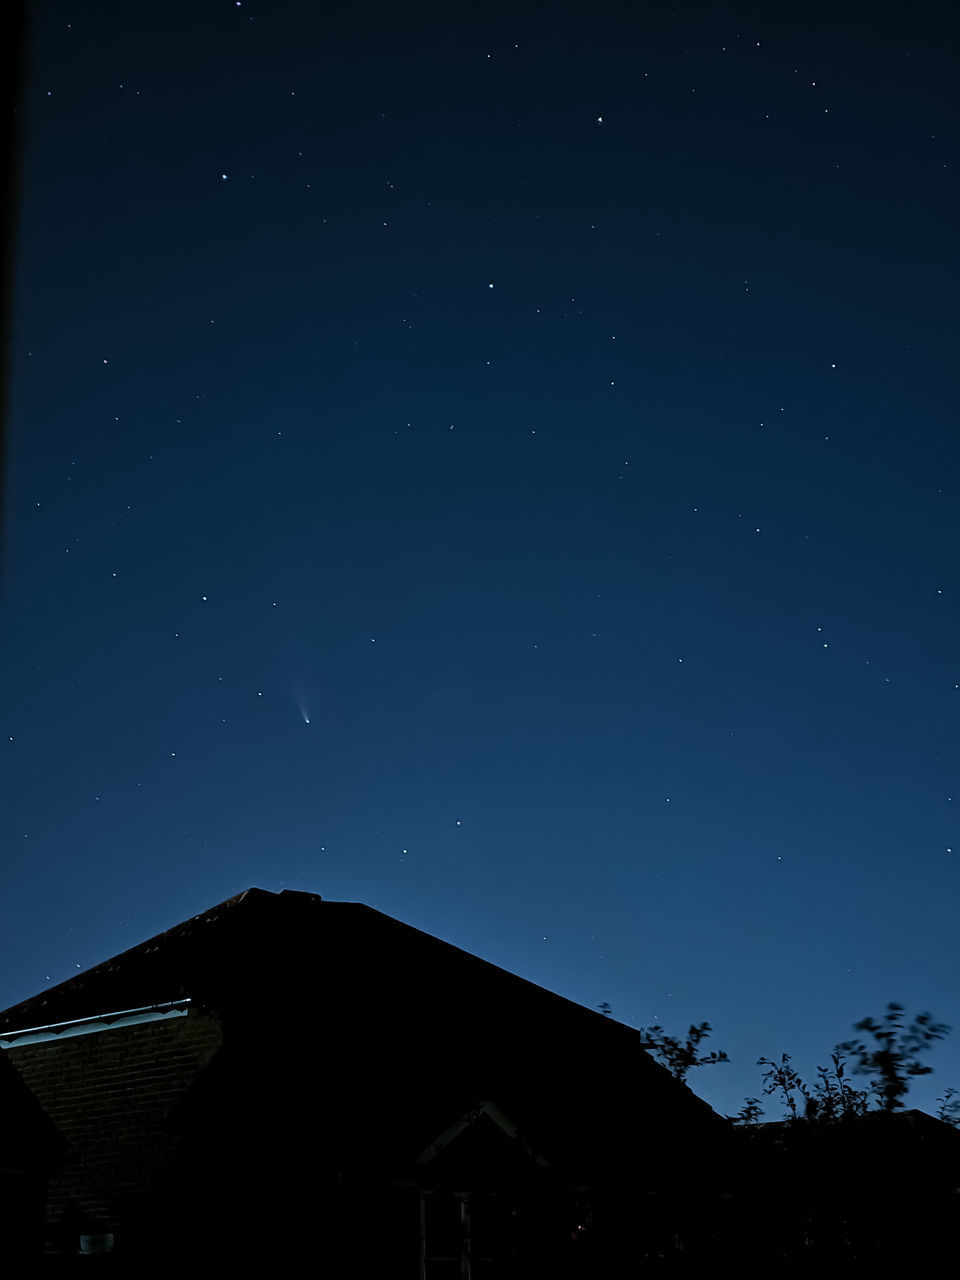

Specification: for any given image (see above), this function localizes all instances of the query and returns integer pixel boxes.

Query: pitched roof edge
[0,888,276,1028]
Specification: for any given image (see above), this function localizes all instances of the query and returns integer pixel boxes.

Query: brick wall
[6,1006,221,1253]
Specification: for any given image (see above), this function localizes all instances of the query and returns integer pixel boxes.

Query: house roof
[0,887,730,1183]
[0,889,681,1083]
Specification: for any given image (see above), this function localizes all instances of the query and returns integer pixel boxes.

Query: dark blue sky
[3,0,958,1120]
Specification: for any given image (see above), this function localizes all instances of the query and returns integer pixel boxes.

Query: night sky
[3,0,958,1121]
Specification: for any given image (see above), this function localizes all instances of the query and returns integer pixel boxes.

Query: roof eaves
[0,998,191,1048]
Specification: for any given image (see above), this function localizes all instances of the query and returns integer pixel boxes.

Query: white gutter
[0,999,191,1048]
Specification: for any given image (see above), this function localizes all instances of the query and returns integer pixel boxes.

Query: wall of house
[5,1007,221,1254]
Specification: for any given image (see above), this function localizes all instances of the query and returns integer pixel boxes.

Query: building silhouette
[0,888,734,1269]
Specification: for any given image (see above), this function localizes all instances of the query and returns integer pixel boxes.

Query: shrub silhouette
[834,1003,951,1112]
[629,1003,956,1129]
[936,1088,960,1126]
[637,1021,729,1083]
[755,1051,871,1123]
